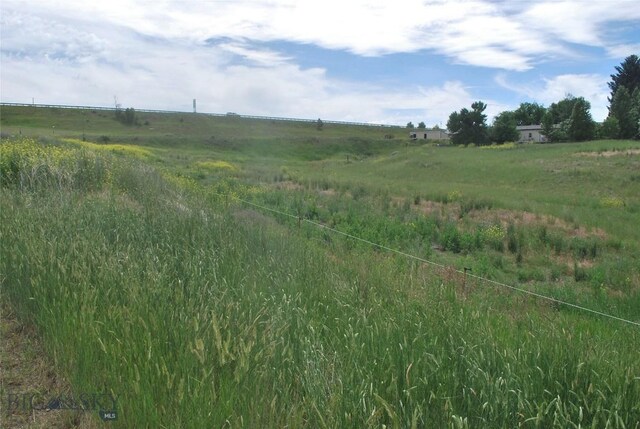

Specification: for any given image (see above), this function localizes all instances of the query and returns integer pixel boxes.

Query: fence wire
[229,194,640,328]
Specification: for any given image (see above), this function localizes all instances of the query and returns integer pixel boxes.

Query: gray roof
[516,125,543,131]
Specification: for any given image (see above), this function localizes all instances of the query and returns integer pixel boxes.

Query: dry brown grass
[575,149,640,158]
[0,305,98,429]
[466,208,607,240]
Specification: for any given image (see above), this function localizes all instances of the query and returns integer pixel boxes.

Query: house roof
[516,125,543,131]
[409,129,447,134]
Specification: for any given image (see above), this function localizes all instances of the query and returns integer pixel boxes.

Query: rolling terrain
[1,105,639,428]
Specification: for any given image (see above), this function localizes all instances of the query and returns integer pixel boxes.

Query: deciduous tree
[513,102,546,125]
[542,95,593,142]
[491,111,519,144]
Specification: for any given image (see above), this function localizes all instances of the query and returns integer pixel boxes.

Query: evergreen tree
[541,110,555,142]
[568,99,595,141]
[447,101,489,146]
[608,54,640,105]
[610,86,636,138]
[633,88,640,138]
[599,116,620,139]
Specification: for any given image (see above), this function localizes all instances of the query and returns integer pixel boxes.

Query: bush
[441,223,461,253]
[460,231,477,253]
[414,216,437,243]
[482,224,505,252]
[115,107,138,126]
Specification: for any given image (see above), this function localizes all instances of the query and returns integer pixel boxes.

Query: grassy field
[1,105,639,428]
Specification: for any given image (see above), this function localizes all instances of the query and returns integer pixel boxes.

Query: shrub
[115,107,138,126]
[482,224,505,252]
[460,231,477,253]
[441,223,461,253]
[414,216,438,243]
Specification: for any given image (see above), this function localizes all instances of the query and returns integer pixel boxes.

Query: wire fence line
[4,100,635,326]
[227,193,640,328]
[0,102,401,129]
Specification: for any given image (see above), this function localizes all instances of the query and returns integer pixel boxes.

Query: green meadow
[1,105,639,428]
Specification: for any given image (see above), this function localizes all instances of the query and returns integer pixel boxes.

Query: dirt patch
[1,305,97,428]
[390,196,449,217]
[318,188,337,197]
[575,149,640,158]
[466,208,607,240]
[272,180,304,191]
[415,199,447,217]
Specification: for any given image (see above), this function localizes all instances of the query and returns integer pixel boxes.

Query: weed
[441,223,462,253]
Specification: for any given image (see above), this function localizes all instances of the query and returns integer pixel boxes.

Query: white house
[409,129,449,140]
[516,125,547,142]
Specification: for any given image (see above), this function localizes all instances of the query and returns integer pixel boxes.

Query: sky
[1,1,639,126]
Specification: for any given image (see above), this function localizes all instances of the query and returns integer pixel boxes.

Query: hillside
[1,104,639,428]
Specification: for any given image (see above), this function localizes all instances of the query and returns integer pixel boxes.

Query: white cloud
[5,0,638,71]
[606,43,640,59]
[521,1,640,47]
[1,0,636,125]
[539,75,609,121]
[496,73,610,121]
[0,10,109,63]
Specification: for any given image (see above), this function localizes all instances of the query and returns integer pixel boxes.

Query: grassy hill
[1,104,639,428]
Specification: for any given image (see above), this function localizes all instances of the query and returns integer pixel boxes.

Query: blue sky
[1,0,639,126]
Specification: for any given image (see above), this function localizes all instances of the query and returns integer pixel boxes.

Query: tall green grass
[2,137,640,427]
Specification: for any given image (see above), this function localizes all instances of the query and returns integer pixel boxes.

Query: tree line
[409,55,640,145]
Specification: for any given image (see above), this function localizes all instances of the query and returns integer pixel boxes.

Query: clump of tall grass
[0,137,109,191]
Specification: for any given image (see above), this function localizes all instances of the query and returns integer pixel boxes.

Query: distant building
[516,125,546,142]
[409,129,449,140]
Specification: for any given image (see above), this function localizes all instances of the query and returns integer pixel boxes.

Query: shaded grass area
[1,137,640,428]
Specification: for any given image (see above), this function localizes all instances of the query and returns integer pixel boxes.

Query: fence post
[463,267,472,295]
